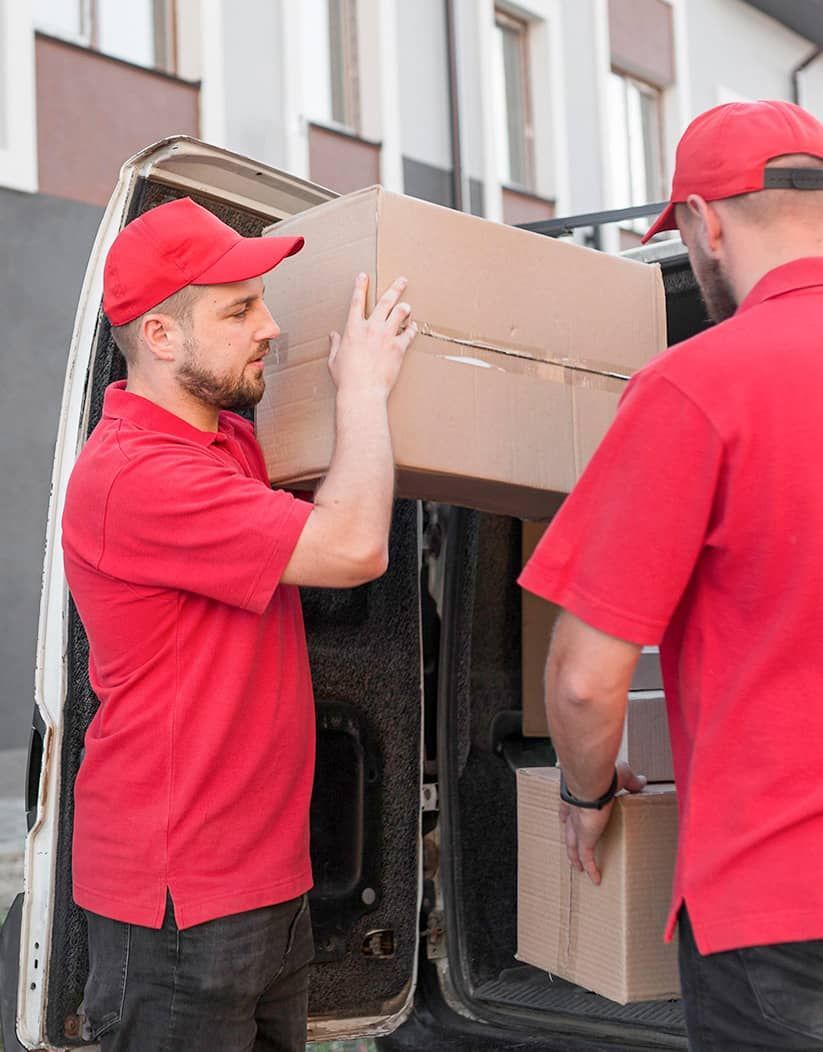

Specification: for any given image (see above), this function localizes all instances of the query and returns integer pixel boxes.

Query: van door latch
[421,783,439,812]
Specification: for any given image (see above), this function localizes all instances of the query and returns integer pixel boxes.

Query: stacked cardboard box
[517,521,679,1003]
[517,767,679,1004]
[257,186,665,519]
[519,522,674,781]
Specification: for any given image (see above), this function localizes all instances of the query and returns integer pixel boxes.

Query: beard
[176,337,268,412]
[691,245,738,324]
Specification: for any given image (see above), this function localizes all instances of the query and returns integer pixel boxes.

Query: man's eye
[234,307,248,318]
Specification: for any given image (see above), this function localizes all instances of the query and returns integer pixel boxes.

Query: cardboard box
[620,691,674,782]
[520,521,561,736]
[258,187,666,519]
[517,767,680,1004]
[520,523,674,782]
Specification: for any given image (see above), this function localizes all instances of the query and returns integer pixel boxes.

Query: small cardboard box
[517,767,680,1004]
[257,186,666,519]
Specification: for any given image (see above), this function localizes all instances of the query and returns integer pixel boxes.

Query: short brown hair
[111,284,202,364]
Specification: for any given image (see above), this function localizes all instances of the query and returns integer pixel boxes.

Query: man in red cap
[61,196,417,1051]
[521,100,823,1047]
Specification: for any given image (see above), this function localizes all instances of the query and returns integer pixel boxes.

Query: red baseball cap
[642,100,823,243]
[103,197,304,325]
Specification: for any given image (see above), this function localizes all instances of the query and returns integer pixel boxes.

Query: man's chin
[223,380,265,412]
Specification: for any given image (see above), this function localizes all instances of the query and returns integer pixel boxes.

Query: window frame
[609,68,666,235]
[327,0,360,133]
[494,6,536,192]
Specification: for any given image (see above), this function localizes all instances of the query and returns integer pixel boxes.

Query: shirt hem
[74,868,314,930]
[665,898,823,954]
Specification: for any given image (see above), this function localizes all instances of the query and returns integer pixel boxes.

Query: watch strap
[559,768,619,810]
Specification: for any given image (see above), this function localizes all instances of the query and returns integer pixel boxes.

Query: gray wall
[0,188,102,748]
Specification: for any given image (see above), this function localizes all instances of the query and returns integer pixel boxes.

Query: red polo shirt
[62,382,315,929]
[520,258,823,954]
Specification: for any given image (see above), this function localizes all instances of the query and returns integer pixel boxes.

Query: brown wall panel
[36,34,199,207]
[608,0,675,87]
[502,186,555,226]
[309,123,381,195]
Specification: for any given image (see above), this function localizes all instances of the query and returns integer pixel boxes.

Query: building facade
[2,0,823,750]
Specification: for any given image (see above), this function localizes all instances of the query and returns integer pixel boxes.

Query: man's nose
[257,304,281,340]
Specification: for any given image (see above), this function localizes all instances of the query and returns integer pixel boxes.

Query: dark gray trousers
[83,893,313,1051]
[679,908,823,1051]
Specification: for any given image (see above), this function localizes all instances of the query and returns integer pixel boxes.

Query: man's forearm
[544,611,641,800]
[546,679,626,800]
[312,387,395,557]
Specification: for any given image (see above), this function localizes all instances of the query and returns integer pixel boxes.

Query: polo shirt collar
[103,381,221,447]
[738,257,823,315]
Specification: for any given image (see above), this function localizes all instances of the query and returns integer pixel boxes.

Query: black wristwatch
[559,768,619,810]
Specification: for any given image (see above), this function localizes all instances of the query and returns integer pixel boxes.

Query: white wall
[453,0,486,184]
[557,0,611,214]
[0,0,38,193]
[684,0,823,120]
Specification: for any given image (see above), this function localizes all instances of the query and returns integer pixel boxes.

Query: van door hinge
[426,909,447,959]
[421,783,439,812]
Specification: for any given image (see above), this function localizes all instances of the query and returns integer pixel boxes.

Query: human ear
[686,195,722,256]
[140,314,180,363]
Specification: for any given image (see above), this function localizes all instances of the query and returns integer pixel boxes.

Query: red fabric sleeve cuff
[517,561,666,647]
[244,497,313,614]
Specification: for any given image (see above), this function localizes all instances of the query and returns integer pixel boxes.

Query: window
[328,0,359,131]
[492,8,534,190]
[32,0,174,73]
[608,71,665,234]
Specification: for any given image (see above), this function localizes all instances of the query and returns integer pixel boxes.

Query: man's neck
[125,375,219,433]
[729,235,823,306]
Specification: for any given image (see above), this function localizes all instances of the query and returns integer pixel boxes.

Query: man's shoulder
[67,419,221,516]
[637,310,761,395]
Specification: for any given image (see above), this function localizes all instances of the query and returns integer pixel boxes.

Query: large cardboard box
[520,525,674,782]
[517,767,680,1004]
[258,187,666,518]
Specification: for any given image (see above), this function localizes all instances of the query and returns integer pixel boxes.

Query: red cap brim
[640,203,677,244]
[194,235,304,285]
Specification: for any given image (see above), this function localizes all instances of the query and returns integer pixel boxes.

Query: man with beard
[520,100,823,1049]
[61,197,417,1051]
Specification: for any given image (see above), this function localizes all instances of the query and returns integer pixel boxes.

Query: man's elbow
[548,654,608,710]
[345,542,389,586]
[552,669,600,709]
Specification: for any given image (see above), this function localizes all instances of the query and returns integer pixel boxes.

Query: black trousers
[82,893,314,1052]
[679,908,823,1051]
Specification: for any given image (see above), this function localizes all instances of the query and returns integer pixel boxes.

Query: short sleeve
[98,448,313,614]
[518,371,723,644]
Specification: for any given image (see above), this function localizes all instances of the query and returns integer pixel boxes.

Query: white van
[0,137,704,1051]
